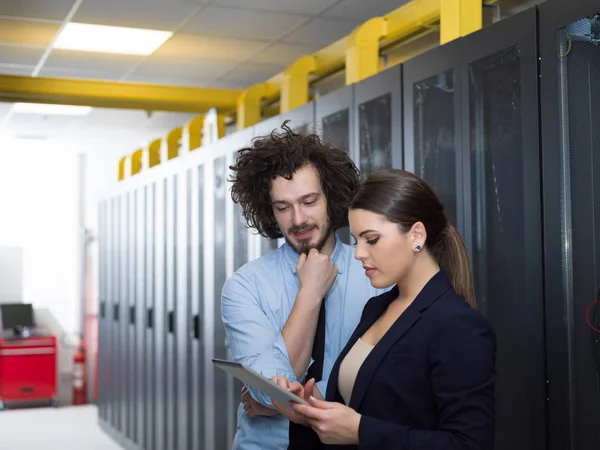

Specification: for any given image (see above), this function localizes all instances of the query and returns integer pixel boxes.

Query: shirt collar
[282,233,347,275]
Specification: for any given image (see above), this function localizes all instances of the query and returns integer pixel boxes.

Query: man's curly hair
[229,121,360,239]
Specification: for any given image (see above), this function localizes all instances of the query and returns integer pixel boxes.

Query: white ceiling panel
[134,57,237,81]
[181,6,308,41]
[76,107,148,129]
[44,49,145,73]
[140,111,198,132]
[73,0,202,31]
[150,33,267,63]
[0,18,61,47]
[0,45,46,66]
[323,0,409,21]
[38,66,128,81]
[211,0,341,16]
[0,0,76,22]
[252,42,322,66]
[221,62,284,84]
[282,17,359,46]
[0,64,35,76]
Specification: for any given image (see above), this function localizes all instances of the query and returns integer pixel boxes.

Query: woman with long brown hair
[273,169,496,450]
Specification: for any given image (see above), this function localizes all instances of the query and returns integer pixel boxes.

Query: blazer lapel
[326,287,398,402]
[348,270,453,410]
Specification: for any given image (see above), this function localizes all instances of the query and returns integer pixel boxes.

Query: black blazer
[324,270,496,450]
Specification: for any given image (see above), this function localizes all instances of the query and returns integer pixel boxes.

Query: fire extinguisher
[73,342,87,405]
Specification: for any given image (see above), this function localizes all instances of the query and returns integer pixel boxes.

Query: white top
[337,338,375,405]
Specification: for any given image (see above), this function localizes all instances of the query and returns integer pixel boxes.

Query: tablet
[212,358,310,406]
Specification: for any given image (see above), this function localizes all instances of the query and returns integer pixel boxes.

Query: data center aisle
[0,405,124,450]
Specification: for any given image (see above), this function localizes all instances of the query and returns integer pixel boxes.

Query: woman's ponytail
[438,225,477,308]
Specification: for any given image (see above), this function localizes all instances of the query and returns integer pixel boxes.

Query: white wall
[0,138,80,338]
[0,246,24,303]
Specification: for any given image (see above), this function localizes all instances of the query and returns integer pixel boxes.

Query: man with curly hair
[221,123,386,450]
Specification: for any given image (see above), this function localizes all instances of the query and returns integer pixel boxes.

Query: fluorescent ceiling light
[14,103,93,116]
[54,22,172,55]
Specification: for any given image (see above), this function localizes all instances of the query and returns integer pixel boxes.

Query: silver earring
[413,244,422,253]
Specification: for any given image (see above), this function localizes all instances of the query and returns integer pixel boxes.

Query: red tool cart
[0,335,58,410]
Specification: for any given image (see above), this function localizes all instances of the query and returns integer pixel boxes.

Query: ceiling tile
[0,45,45,66]
[0,19,61,47]
[0,64,35,76]
[181,6,308,41]
[133,57,237,81]
[252,42,321,66]
[0,0,76,22]
[38,66,127,81]
[281,17,359,46]
[151,33,267,63]
[221,63,284,84]
[73,0,202,31]
[323,0,409,21]
[44,49,145,73]
[211,0,340,15]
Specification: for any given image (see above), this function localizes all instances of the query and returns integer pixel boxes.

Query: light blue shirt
[221,233,386,450]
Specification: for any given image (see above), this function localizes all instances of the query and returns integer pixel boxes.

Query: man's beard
[285,221,333,255]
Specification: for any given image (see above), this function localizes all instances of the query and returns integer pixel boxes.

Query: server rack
[97,202,106,422]
[153,179,166,450]
[353,64,403,174]
[460,9,546,450]
[135,187,146,446]
[119,195,128,434]
[316,86,354,244]
[164,174,177,450]
[144,183,156,450]
[127,191,136,442]
[403,36,463,231]
[190,165,205,450]
[539,1,600,449]
[110,197,119,430]
[212,154,229,450]
[175,171,191,450]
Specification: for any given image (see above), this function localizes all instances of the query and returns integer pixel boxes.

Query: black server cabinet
[316,87,354,244]
[176,170,191,450]
[213,155,229,450]
[98,201,108,422]
[190,165,205,450]
[461,9,546,450]
[119,194,128,434]
[353,64,403,175]
[127,191,136,442]
[539,1,600,449]
[145,183,156,450]
[154,179,167,450]
[135,187,146,446]
[403,38,463,231]
[110,196,120,430]
[165,175,178,450]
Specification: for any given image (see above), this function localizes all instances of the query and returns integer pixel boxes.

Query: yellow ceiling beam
[147,139,161,168]
[280,56,317,113]
[0,74,241,113]
[237,83,277,130]
[441,0,486,44]
[346,17,388,85]
[131,149,143,175]
[166,127,182,160]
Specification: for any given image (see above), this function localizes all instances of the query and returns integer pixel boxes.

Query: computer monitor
[0,303,35,330]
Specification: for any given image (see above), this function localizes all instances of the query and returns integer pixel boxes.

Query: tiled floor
[0,404,124,450]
